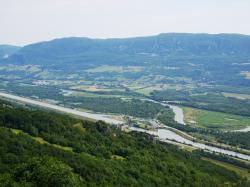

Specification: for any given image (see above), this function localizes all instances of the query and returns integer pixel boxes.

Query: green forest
[0,100,249,186]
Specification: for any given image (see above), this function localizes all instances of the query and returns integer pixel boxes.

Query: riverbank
[129,126,250,161]
[236,126,250,132]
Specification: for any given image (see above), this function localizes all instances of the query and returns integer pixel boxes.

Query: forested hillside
[0,45,20,59]
[0,101,249,186]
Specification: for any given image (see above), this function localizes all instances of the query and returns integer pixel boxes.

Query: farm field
[183,107,250,130]
[129,84,185,96]
[85,65,143,73]
[222,92,250,100]
[62,89,125,98]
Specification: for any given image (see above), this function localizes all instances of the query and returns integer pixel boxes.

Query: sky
[1,0,250,46]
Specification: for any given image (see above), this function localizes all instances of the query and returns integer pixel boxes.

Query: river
[129,127,250,161]
[142,99,186,125]
[166,104,186,125]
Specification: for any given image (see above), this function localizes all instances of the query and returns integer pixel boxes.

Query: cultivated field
[183,107,250,130]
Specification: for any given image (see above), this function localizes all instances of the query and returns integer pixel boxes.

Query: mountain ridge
[19,32,250,47]
[6,32,250,55]
[3,33,250,68]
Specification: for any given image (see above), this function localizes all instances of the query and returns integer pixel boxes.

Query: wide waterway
[130,127,250,161]
[166,104,186,125]
[144,99,186,125]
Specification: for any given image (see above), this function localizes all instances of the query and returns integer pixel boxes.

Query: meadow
[222,92,250,100]
[183,107,250,130]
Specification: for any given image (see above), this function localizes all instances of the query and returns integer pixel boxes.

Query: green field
[85,65,143,73]
[183,107,250,129]
[64,89,138,99]
[222,92,250,100]
[129,84,186,96]
[241,71,250,80]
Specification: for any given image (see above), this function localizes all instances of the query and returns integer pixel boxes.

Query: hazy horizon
[1,0,250,46]
[2,32,250,47]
